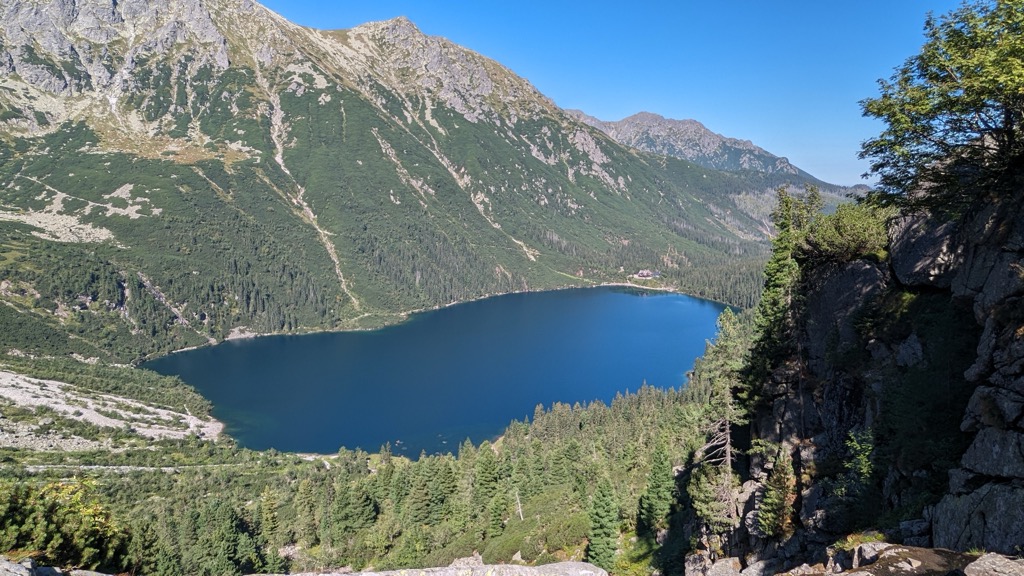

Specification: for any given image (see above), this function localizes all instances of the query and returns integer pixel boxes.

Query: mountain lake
[145,287,726,456]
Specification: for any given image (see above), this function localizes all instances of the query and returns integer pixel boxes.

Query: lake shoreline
[144,285,726,456]
[147,279,708,361]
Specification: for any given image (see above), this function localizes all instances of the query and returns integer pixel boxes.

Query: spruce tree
[294,479,320,548]
[257,487,287,571]
[405,473,432,526]
[587,478,618,570]
[487,492,508,537]
[429,458,456,524]
[756,448,796,538]
[344,481,378,531]
[638,442,673,533]
[473,442,500,508]
[685,309,747,535]
[257,487,280,549]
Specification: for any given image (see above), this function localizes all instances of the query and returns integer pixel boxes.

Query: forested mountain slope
[0,0,784,363]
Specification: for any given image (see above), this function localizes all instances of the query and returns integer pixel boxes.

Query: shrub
[800,203,895,264]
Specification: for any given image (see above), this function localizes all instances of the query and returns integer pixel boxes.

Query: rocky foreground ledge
[6,551,1024,576]
[689,543,1024,576]
[0,558,608,576]
[291,563,608,576]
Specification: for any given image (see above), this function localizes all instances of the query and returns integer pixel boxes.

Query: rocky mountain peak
[335,14,556,125]
[353,15,422,39]
[569,109,811,178]
[0,0,234,97]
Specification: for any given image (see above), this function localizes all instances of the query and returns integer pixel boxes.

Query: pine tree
[294,479,320,548]
[473,442,500,508]
[685,309,748,535]
[257,487,280,549]
[587,478,618,570]
[638,442,673,533]
[405,472,432,526]
[756,448,796,538]
[487,491,508,537]
[429,457,457,524]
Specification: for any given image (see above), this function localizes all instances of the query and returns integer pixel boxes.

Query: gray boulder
[932,482,1024,554]
[959,427,1024,478]
[0,557,33,576]
[888,213,962,288]
[707,558,742,576]
[963,552,1024,576]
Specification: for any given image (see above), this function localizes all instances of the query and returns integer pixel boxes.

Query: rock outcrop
[685,545,1024,576]
[929,197,1024,554]
[715,192,1024,571]
[1,555,112,576]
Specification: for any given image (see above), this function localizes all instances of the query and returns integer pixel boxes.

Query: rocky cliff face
[735,192,1024,567]
[929,196,1024,553]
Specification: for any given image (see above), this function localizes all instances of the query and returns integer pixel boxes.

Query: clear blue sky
[259,1,963,186]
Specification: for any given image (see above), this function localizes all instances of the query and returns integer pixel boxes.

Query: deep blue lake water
[146,287,725,456]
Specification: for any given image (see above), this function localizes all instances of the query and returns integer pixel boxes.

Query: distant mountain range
[569,111,808,175]
[0,0,845,361]
[568,110,866,193]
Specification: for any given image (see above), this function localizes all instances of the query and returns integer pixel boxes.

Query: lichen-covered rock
[852,541,890,568]
[845,545,973,576]
[963,552,1024,576]
[931,482,1024,553]
[685,551,714,576]
[962,384,1024,432]
[776,563,823,575]
[894,332,925,367]
[0,556,33,576]
[959,427,1024,478]
[898,520,929,538]
[707,558,742,576]
[0,556,110,576]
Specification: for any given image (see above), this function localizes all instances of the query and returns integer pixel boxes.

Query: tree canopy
[860,0,1024,211]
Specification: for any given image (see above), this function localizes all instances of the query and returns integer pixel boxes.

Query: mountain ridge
[566,109,816,179]
[0,0,781,363]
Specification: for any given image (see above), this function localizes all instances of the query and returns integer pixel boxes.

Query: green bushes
[800,203,896,264]
[0,480,127,571]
